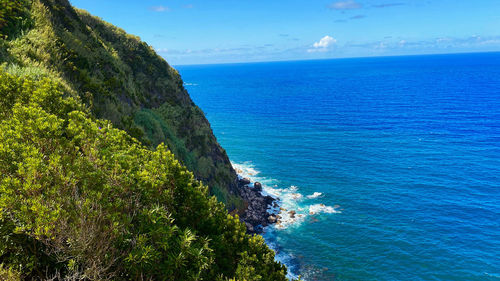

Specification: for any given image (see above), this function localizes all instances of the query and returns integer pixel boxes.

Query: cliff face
[0,0,241,208]
[0,1,293,279]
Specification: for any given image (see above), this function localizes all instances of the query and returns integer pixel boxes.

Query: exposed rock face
[238,178,277,234]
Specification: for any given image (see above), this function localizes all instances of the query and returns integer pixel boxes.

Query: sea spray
[306,192,323,199]
[232,161,341,280]
[232,161,340,228]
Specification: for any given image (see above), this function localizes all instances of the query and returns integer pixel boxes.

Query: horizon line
[172,50,500,68]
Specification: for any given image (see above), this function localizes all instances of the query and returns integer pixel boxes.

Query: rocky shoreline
[237,177,279,234]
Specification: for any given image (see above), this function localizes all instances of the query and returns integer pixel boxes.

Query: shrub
[0,70,289,280]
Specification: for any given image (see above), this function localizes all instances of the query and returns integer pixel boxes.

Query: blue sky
[69,0,500,65]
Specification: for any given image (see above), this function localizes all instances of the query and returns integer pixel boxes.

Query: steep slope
[0,0,241,208]
[0,70,289,280]
[0,1,291,279]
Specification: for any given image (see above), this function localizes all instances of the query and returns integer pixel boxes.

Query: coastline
[233,164,301,280]
[232,161,342,280]
[179,53,500,280]
[237,176,278,234]
[235,164,338,234]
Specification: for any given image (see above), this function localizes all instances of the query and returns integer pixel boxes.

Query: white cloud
[329,0,362,10]
[156,48,169,53]
[314,35,336,48]
[150,6,169,12]
[308,35,337,52]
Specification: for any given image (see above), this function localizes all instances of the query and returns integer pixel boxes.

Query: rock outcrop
[238,179,277,234]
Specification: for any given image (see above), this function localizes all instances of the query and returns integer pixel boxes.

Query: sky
[69,0,500,65]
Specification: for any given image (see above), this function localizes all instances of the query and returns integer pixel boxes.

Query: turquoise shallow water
[176,53,500,281]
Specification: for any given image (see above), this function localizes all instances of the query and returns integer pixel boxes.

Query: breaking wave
[231,161,341,280]
[232,161,340,229]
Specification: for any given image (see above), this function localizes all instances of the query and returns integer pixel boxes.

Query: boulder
[268,215,277,224]
[239,180,280,233]
[239,177,251,186]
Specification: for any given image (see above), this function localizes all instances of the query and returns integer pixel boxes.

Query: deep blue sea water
[176,52,500,281]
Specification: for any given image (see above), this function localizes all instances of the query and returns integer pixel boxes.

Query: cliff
[0,0,242,208]
[0,0,290,279]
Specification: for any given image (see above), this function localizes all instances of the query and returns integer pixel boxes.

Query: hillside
[0,0,290,280]
[0,0,242,208]
[0,70,288,280]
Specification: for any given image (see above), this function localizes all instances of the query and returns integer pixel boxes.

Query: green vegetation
[0,0,32,39]
[0,70,289,280]
[0,0,293,279]
[0,0,242,209]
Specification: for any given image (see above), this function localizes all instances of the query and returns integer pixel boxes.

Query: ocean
[176,52,500,281]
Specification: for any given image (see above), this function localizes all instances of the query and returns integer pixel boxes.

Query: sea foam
[306,192,323,199]
[308,204,339,215]
[231,161,340,231]
[232,161,261,178]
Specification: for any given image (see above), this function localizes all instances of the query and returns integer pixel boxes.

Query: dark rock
[238,180,278,233]
[239,177,251,186]
[288,210,296,218]
[268,215,277,224]
[245,222,254,233]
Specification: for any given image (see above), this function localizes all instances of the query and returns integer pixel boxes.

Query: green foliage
[0,0,32,39]
[133,108,196,170]
[0,264,21,281]
[0,70,289,280]
[0,0,273,278]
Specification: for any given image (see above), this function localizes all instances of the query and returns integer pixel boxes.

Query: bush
[0,0,32,39]
[0,70,289,280]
